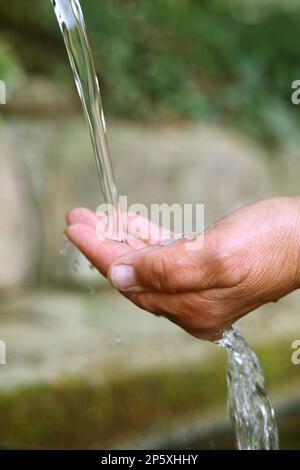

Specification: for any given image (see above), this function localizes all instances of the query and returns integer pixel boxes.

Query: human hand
[66,197,300,341]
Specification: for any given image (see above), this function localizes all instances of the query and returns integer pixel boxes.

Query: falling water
[52,0,123,239]
[217,328,279,449]
[59,234,69,256]
[52,0,279,450]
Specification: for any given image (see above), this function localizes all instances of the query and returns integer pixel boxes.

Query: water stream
[217,328,279,449]
[52,0,279,450]
[51,0,122,239]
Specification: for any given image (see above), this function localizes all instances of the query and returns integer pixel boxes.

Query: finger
[66,210,153,248]
[66,208,103,229]
[67,209,173,245]
[65,223,131,276]
[66,209,151,252]
[108,234,219,293]
[125,213,172,244]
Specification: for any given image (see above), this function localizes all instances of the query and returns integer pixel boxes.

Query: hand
[65,197,300,341]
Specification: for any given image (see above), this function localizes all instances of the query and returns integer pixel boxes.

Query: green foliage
[0,41,24,94]
[0,352,227,449]
[0,339,298,449]
[1,0,300,146]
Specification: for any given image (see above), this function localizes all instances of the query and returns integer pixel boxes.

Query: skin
[65,197,300,341]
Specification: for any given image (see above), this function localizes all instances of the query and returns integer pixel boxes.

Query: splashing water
[72,258,80,273]
[115,335,124,347]
[217,328,279,449]
[88,286,95,296]
[59,234,69,256]
[52,0,279,450]
[52,0,123,239]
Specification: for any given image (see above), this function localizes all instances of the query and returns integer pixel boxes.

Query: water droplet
[72,259,80,273]
[59,235,69,256]
[89,286,95,295]
[115,335,122,346]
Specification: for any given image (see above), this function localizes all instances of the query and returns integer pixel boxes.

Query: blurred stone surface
[7,77,78,117]
[0,116,278,289]
[0,289,213,388]
[1,111,300,393]
[110,122,273,223]
[0,128,41,291]
[1,287,300,389]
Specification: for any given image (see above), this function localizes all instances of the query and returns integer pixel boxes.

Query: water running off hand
[217,328,279,449]
[52,0,279,450]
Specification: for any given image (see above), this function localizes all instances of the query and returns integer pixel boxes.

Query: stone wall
[0,115,296,291]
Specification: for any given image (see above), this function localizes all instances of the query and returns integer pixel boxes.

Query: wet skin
[66,197,300,341]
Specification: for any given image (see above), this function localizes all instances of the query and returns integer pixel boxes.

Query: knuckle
[212,242,248,287]
[147,253,172,290]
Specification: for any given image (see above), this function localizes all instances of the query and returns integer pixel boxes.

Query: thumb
[108,237,220,293]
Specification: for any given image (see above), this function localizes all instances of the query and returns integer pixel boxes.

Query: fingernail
[110,265,141,292]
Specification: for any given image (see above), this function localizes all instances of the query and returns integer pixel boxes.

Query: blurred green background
[1,0,300,450]
[2,0,300,146]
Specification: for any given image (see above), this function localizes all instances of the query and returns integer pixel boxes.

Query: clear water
[115,335,123,346]
[52,0,123,239]
[88,286,95,296]
[59,234,69,256]
[217,328,279,449]
[72,258,80,273]
[52,0,279,450]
